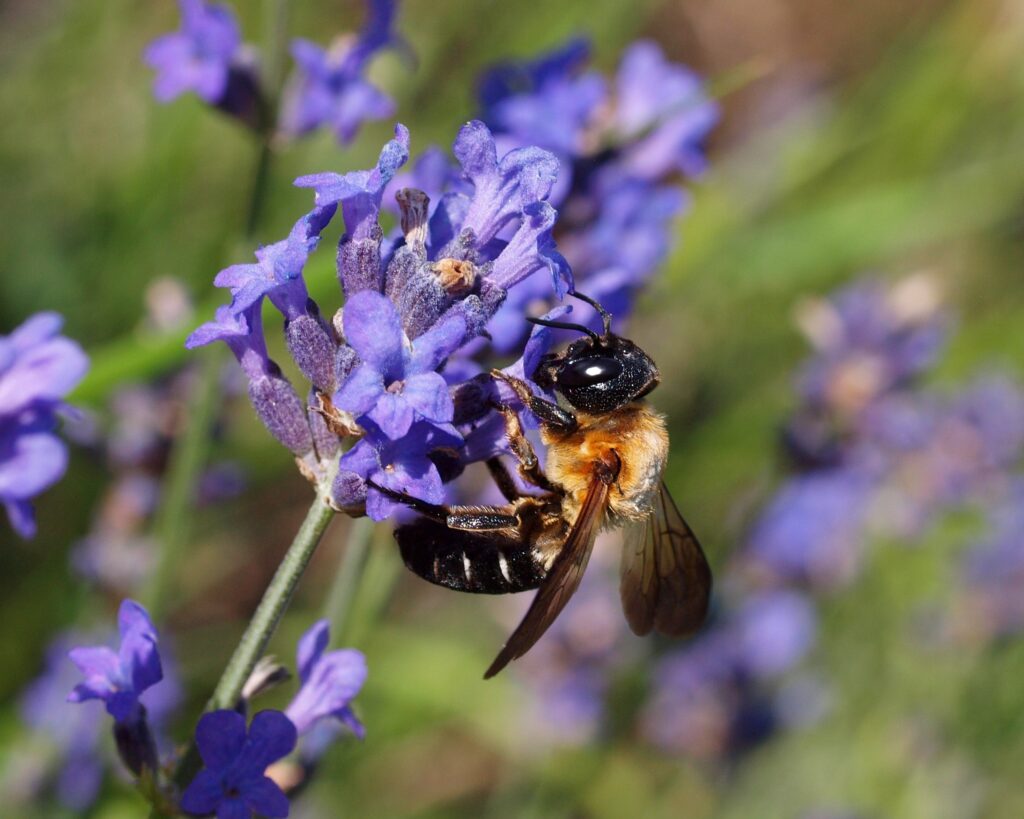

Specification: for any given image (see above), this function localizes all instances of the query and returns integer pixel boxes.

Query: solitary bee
[371,294,712,678]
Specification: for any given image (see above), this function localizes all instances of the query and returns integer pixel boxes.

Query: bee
[371,293,712,678]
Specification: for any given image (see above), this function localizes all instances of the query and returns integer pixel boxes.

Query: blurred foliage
[2,0,1024,817]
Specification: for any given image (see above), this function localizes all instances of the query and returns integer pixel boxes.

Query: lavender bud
[337,225,384,296]
[248,373,314,456]
[437,226,479,262]
[241,656,291,701]
[112,707,159,778]
[331,468,367,514]
[286,312,338,393]
[386,250,448,338]
[335,344,358,386]
[214,59,265,131]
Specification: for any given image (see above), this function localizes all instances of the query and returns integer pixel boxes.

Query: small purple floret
[180,710,296,819]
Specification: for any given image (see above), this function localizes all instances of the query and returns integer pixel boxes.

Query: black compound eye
[558,356,623,387]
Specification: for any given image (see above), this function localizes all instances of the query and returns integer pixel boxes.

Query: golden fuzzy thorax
[542,402,669,526]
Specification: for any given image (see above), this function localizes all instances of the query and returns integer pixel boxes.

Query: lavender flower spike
[280,0,400,144]
[285,620,367,737]
[454,120,560,247]
[0,312,89,538]
[181,710,296,819]
[144,0,242,105]
[187,305,315,459]
[67,600,163,724]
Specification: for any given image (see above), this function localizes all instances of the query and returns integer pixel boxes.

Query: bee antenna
[569,291,613,335]
[525,316,602,345]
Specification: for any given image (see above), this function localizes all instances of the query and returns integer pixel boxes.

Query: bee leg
[486,457,523,502]
[366,480,519,531]
[490,403,564,495]
[489,370,578,434]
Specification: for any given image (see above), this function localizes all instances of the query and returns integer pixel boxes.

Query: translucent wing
[483,476,611,678]
[620,480,712,637]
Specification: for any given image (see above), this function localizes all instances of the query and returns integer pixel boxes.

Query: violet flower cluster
[0,312,88,538]
[474,39,718,346]
[187,119,571,520]
[639,274,1024,760]
[60,600,365,816]
[145,0,399,143]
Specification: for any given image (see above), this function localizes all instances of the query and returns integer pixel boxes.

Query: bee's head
[527,294,660,414]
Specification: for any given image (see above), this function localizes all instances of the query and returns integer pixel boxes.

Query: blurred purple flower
[144,0,242,104]
[284,620,367,738]
[732,590,817,678]
[795,277,947,417]
[20,632,105,811]
[479,38,604,158]
[612,41,719,180]
[0,312,88,538]
[181,710,296,819]
[958,483,1024,640]
[474,38,716,345]
[746,470,874,589]
[67,600,162,724]
[281,0,399,144]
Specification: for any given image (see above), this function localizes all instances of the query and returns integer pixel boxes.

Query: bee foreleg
[492,403,564,494]
[366,480,519,531]
[489,369,578,434]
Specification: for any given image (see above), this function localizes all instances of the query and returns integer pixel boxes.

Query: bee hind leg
[366,480,519,531]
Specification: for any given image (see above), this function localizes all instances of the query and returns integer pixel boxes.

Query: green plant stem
[167,493,336,797]
[209,496,336,710]
[323,516,376,643]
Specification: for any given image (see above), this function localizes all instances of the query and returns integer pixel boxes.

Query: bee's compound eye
[558,356,623,387]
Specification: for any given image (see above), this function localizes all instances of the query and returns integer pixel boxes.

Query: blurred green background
[3,0,1024,817]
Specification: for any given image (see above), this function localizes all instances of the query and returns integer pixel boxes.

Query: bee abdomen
[395,518,546,594]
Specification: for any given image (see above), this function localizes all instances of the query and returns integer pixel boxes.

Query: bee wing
[620,480,712,637]
[483,476,611,679]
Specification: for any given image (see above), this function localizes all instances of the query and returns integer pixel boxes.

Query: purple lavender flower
[745,469,874,589]
[192,119,570,518]
[67,600,163,724]
[19,633,105,811]
[334,421,462,520]
[795,276,947,418]
[180,710,296,819]
[145,0,243,105]
[0,312,88,538]
[284,620,367,738]
[474,38,717,343]
[334,291,464,439]
[479,38,604,159]
[732,590,817,678]
[612,41,719,180]
[280,0,399,144]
